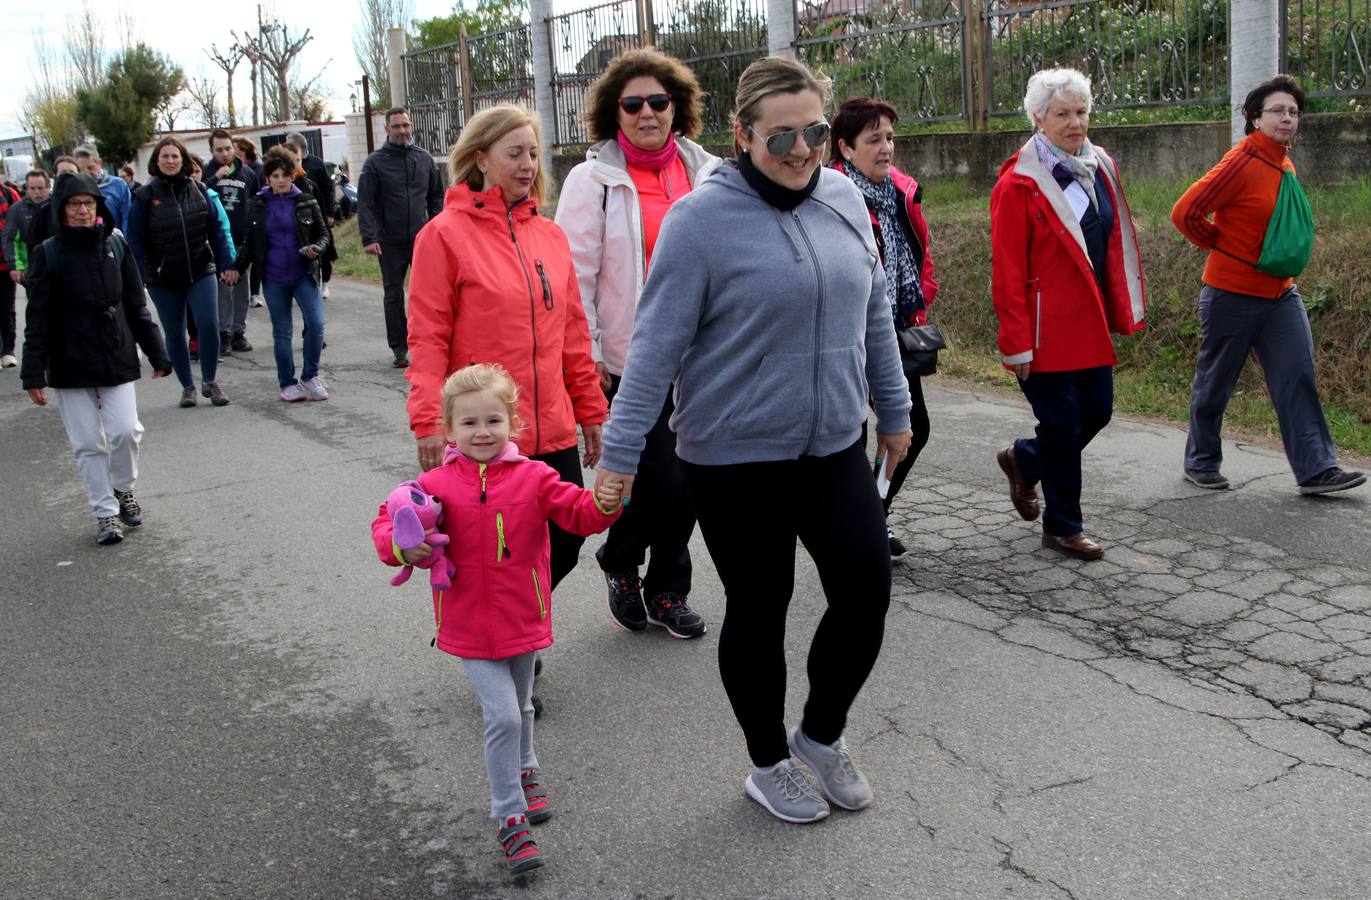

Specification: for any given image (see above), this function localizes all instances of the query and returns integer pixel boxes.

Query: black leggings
[860,373,931,515]
[685,440,892,767]
[530,445,585,591]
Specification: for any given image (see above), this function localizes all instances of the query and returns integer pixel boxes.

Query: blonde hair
[447,105,547,203]
[441,363,523,435]
[733,56,832,155]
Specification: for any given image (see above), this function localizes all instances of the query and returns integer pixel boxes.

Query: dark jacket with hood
[21,173,171,390]
[357,139,444,246]
[235,186,330,278]
[126,172,235,288]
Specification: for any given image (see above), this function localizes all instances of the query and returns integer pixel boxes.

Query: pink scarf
[616,130,679,171]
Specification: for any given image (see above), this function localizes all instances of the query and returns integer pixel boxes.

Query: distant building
[132,121,348,175]
[0,134,38,161]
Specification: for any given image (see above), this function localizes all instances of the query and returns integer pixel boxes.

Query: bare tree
[207,43,246,127]
[63,0,106,94]
[353,0,412,104]
[187,71,226,128]
[237,21,312,122]
[21,31,87,154]
[155,92,196,132]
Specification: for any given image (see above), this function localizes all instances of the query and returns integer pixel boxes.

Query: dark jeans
[686,440,891,767]
[378,242,414,354]
[0,274,15,354]
[1185,285,1337,484]
[1013,366,1113,537]
[263,277,325,388]
[596,376,695,598]
[148,276,221,387]
[531,445,585,592]
[859,373,932,515]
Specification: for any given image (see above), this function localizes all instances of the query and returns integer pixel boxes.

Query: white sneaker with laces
[302,375,329,401]
[744,758,830,823]
[0,354,16,368]
[787,725,874,810]
[280,383,308,402]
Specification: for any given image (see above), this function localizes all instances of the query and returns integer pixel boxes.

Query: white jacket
[555,136,721,375]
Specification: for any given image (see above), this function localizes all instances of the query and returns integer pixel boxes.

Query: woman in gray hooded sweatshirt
[596,56,912,825]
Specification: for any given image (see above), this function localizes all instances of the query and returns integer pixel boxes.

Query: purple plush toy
[387,480,455,590]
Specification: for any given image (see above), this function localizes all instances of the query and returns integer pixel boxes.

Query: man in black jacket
[357,108,445,367]
[205,129,261,352]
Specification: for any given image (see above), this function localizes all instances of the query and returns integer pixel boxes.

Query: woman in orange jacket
[990,68,1146,560]
[406,105,608,590]
[1171,75,1364,496]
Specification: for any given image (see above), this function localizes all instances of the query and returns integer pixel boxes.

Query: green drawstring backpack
[1255,168,1314,278]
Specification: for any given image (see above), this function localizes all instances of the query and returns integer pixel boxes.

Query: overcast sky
[0,0,457,140]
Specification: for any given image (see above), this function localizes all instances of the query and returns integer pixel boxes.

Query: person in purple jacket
[234,146,331,402]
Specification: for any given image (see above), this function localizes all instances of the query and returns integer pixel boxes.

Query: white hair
[1023,68,1093,127]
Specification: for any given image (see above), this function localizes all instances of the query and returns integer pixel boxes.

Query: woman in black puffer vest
[127,136,238,408]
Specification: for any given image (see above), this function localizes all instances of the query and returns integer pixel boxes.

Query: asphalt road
[3,277,1370,899]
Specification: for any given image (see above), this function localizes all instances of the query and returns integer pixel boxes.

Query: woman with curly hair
[554,47,720,639]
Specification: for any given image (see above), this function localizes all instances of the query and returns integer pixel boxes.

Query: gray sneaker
[744,758,830,823]
[179,385,197,408]
[96,516,124,545]
[201,380,230,406]
[301,375,329,401]
[787,726,873,811]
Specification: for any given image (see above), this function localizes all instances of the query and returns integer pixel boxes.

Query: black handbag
[896,323,945,378]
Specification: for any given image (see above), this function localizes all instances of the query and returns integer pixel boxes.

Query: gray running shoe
[302,375,329,401]
[1184,468,1230,490]
[744,758,830,823]
[180,385,197,408]
[96,516,124,545]
[201,380,230,406]
[787,726,873,811]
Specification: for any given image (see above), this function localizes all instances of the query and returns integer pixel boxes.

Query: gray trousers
[462,651,539,821]
[378,242,414,354]
[217,275,250,337]
[1185,285,1338,484]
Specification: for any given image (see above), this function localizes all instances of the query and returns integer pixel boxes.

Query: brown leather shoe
[996,447,1041,521]
[1041,532,1104,560]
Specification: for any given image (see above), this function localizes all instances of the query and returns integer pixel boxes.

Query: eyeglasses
[619,94,671,114]
[65,199,97,210]
[1262,106,1301,118]
[749,121,831,157]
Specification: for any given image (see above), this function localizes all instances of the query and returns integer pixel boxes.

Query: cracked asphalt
[3,277,1368,898]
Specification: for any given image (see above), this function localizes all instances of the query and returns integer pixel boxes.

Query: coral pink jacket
[372,443,618,659]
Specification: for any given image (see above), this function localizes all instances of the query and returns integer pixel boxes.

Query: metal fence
[469,24,537,112]
[549,0,650,144]
[1283,0,1370,100]
[405,40,466,157]
[796,0,970,123]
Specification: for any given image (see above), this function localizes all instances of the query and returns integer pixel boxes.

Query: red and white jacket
[371,443,618,660]
[990,137,1146,372]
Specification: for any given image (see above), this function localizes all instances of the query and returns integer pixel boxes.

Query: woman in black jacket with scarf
[127,137,238,408]
[22,173,172,545]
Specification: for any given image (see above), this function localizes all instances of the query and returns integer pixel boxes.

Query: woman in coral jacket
[554,48,719,640]
[406,105,608,591]
[1171,75,1364,496]
[830,96,940,562]
[990,68,1146,561]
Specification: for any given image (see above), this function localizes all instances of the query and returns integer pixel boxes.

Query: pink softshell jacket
[372,442,618,659]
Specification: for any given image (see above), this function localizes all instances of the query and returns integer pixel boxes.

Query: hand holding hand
[875,430,913,479]
[417,435,447,472]
[399,541,433,564]
[220,269,241,286]
[582,423,603,468]
[595,480,623,514]
[594,467,635,511]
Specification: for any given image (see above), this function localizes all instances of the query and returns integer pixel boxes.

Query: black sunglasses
[749,121,831,157]
[620,93,672,114]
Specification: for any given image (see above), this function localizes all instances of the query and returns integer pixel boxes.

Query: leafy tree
[23,94,86,158]
[76,43,184,166]
[413,0,524,48]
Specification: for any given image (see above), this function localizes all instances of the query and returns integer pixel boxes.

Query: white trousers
[53,383,144,518]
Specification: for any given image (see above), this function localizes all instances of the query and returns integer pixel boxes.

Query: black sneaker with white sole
[887,526,908,561]
[647,592,706,639]
[1299,467,1367,495]
[1184,468,1230,490]
[113,490,142,527]
[603,569,647,631]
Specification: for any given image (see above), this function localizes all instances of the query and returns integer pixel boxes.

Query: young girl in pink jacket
[372,363,622,874]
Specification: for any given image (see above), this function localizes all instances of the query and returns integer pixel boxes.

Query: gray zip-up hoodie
[600,163,912,474]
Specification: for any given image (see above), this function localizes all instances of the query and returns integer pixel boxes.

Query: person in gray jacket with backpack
[596,57,912,825]
[22,173,172,545]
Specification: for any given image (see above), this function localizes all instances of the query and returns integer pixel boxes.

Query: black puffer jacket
[235,188,330,277]
[357,140,445,246]
[21,174,171,390]
[127,173,234,288]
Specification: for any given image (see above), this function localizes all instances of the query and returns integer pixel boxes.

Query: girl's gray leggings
[462,652,540,820]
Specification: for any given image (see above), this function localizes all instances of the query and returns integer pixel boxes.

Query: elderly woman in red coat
[990,68,1146,560]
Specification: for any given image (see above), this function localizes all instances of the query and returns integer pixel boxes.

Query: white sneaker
[0,354,16,368]
[280,383,308,402]
[249,295,264,308]
[302,375,329,401]
[322,283,330,300]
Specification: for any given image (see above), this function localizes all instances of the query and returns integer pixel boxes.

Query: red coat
[371,443,618,659]
[831,161,940,325]
[406,183,607,453]
[990,138,1146,372]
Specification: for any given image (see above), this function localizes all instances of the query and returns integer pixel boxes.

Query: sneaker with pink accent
[280,383,308,402]
[497,814,544,874]
[521,770,552,824]
[302,375,329,401]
